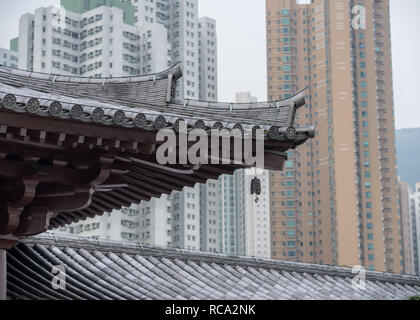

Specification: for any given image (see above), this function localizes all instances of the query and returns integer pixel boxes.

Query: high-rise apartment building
[172,185,201,250]
[198,17,217,101]
[398,180,414,274]
[17,0,171,77]
[267,0,402,273]
[200,180,220,253]
[217,173,244,255]
[126,0,202,99]
[138,194,173,247]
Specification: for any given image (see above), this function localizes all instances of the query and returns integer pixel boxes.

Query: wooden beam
[125,171,183,191]
[116,188,151,202]
[110,190,141,206]
[32,186,94,213]
[13,206,53,237]
[89,200,113,214]
[95,193,127,210]
[36,184,76,198]
[0,204,23,235]
[130,166,195,188]
[124,182,160,199]
[124,173,172,195]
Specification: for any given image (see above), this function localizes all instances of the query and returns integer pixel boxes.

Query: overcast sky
[0,0,418,129]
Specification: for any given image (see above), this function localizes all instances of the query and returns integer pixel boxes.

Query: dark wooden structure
[0,64,314,299]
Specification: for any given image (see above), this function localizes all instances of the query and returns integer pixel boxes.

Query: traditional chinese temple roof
[6,235,420,300]
[0,63,311,132]
[0,64,314,249]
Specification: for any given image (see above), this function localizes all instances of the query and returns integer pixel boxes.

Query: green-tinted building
[10,38,19,52]
[61,0,135,25]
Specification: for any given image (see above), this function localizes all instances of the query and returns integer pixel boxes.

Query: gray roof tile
[6,235,420,300]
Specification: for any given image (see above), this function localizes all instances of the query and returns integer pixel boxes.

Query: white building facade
[200,180,220,253]
[198,17,217,101]
[235,92,271,259]
[243,169,271,258]
[126,0,201,99]
[55,204,142,242]
[172,184,201,250]
[18,1,170,77]
[0,48,18,69]
[139,194,172,247]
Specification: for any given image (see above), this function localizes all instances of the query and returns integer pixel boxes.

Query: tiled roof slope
[0,64,311,131]
[6,235,420,300]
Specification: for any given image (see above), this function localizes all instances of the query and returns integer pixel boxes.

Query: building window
[287,220,295,227]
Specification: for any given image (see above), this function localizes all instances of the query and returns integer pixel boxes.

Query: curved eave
[0,84,313,141]
[171,90,306,112]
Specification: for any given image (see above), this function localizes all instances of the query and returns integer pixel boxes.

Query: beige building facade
[266,0,402,273]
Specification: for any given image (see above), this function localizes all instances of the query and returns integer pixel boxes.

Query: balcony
[375,32,384,39]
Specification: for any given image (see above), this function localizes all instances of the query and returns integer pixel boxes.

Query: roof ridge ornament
[229,103,233,113]
[52,75,57,84]
[184,100,189,110]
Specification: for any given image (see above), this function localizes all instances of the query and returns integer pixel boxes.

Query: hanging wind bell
[251,176,262,203]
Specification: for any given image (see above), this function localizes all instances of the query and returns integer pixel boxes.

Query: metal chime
[250,176,262,203]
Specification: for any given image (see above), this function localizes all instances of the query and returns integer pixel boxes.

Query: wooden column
[0,249,5,300]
